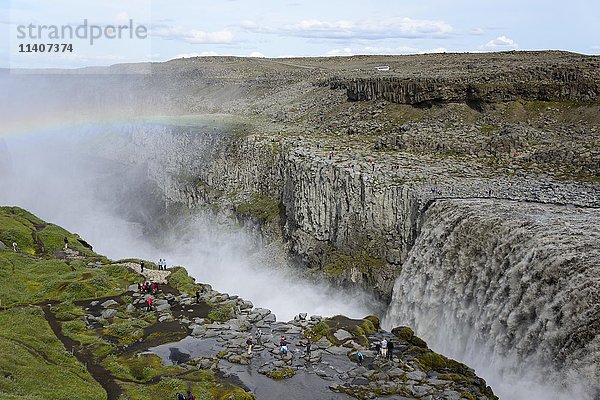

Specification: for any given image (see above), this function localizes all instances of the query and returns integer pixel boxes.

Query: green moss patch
[235,194,281,223]
[323,249,384,278]
[391,326,428,348]
[0,306,105,400]
[167,267,199,294]
[0,252,133,306]
[267,367,295,380]
[309,315,379,347]
[208,304,235,322]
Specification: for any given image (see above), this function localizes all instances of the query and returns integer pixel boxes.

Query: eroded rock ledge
[136,268,498,400]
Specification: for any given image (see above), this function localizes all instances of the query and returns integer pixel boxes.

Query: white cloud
[326,45,447,56]
[173,51,220,58]
[243,17,453,40]
[152,25,234,44]
[481,35,519,50]
[428,47,447,53]
[470,27,485,35]
[326,47,354,56]
[171,51,265,60]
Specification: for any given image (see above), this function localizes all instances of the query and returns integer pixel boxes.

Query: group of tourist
[373,338,395,360]
[175,390,195,400]
[157,258,168,270]
[138,280,159,296]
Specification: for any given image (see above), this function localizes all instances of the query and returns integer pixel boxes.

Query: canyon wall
[100,122,599,304]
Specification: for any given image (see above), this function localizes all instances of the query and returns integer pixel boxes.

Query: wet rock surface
[143,285,497,400]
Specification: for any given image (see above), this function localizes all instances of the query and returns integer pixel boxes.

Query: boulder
[127,284,138,292]
[315,336,332,349]
[101,309,117,319]
[407,370,426,381]
[101,299,118,308]
[156,303,171,312]
[191,326,205,336]
[326,346,350,356]
[333,329,353,341]
[254,308,271,317]
[262,313,277,323]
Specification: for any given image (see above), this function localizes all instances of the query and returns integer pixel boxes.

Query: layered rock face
[327,74,600,105]
[101,121,599,306]
[324,52,600,106]
[114,123,417,297]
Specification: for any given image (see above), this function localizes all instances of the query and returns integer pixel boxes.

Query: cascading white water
[384,198,599,400]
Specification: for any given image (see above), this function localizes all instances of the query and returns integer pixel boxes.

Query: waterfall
[384,198,599,400]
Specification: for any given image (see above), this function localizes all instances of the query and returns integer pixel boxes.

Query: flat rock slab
[101,299,119,308]
[333,329,353,341]
[101,309,117,319]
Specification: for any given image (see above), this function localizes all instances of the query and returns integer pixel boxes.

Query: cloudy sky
[1,0,598,68]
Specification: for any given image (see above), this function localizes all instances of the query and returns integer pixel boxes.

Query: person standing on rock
[63,236,69,250]
[146,296,153,312]
[246,336,254,355]
[387,340,394,360]
[356,351,365,366]
[256,328,262,345]
[374,341,381,358]
[305,337,312,359]
[195,290,200,303]
[380,338,388,359]
[12,242,17,252]
[163,259,168,270]
[140,261,144,273]
[280,337,288,356]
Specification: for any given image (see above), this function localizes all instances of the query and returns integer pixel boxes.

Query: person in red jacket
[146,296,153,312]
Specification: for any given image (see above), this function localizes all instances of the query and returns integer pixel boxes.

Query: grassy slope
[0,206,254,400]
[0,307,105,400]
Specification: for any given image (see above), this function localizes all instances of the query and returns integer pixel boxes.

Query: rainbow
[0,113,235,138]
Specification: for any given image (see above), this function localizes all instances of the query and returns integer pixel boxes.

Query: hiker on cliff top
[246,336,254,354]
[356,351,365,366]
[305,337,312,358]
[195,290,200,303]
[146,296,153,311]
[163,259,168,270]
[280,342,289,356]
[387,340,395,360]
[63,236,69,250]
[279,336,289,356]
[256,328,262,345]
[380,338,388,358]
[140,261,144,273]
